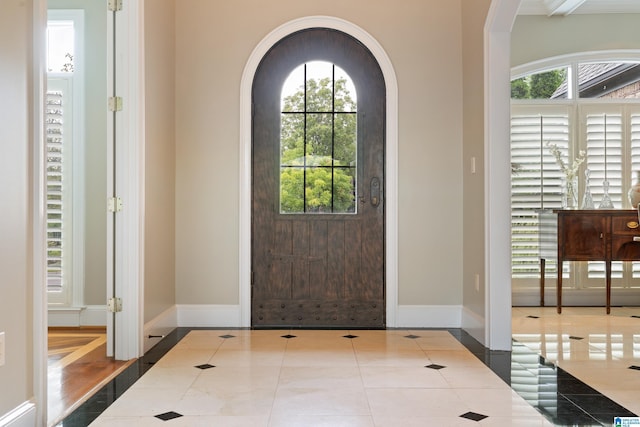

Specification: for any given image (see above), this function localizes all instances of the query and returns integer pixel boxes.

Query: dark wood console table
[547,209,640,314]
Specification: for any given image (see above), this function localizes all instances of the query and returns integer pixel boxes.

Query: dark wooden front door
[251,28,385,328]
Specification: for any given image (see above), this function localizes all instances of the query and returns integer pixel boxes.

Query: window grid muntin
[279,62,357,214]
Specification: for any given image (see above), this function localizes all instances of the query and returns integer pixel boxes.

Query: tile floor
[512,306,640,424]
[81,329,549,426]
[56,307,640,426]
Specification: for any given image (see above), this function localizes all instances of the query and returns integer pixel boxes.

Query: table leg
[540,258,545,307]
[557,258,562,314]
[605,259,611,315]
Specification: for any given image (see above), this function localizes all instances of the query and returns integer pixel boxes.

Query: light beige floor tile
[218,333,291,351]
[359,365,450,388]
[354,348,429,366]
[366,388,469,418]
[424,349,487,368]
[130,366,201,389]
[175,387,276,416]
[271,387,370,416]
[151,348,217,368]
[98,387,188,417]
[268,414,374,427]
[281,349,359,367]
[278,366,362,388]
[475,416,556,426]
[209,349,286,366]
[454,388,543,417]
[349,332,424,351]
[372,416,481,426]
[91,415,271,427]
[414,336,468,351]
[189,365,281,391]
[439,366,510,389]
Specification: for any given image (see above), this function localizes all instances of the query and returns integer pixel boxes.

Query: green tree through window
[280,62,357,213]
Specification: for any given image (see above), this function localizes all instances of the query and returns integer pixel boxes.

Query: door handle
[370,177,381,207]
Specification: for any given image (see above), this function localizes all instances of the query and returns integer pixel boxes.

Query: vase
[562,176,578,209]
[598,180,614,209]
[629,171,640,209]
[581,169,595,209]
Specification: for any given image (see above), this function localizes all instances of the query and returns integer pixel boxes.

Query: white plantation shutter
[46,88,65,292]
[510,107,570,280]
[584,111,624,281]
[45,77,74,303]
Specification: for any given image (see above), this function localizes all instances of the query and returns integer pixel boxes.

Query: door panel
[252,28,385,328]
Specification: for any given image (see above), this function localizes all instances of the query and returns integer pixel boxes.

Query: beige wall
[144,0,176,322]
[512,14,640,67]
[174,0,473,306]
[0,0,33,416]
[462,0,491,317]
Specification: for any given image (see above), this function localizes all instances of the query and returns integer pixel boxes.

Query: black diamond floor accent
[219,334,235,339]
[527,315,539,318]
[281,334,297,339]
[629,365,640,371]
[460,411,488,421]
[404,334,420,339]
[194,363,215,370]
[425,363,446,370]
[632,315,640,319]
[155,411,183,421]
[343,334,358,339]
[569,335,584,340]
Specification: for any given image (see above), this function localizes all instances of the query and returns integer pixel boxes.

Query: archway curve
[238,16,399,327]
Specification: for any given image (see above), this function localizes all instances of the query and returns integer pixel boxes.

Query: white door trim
[32,1,49,424]
[483,0,521,350]
[109,0,145,360]
[239,16,399,327]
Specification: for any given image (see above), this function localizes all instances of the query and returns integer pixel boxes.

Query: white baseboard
[461,306,486,346]
[176,304,242,327]
[396,305,462,328]
[48,305,106,327]
[0,402,36,427]
[513,288,640,307]
[143,306,178,353]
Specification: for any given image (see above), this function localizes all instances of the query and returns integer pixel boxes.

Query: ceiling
[518,0,640,16]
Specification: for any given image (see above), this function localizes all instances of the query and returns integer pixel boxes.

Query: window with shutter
[46,11,83,307]
[46,88,65,293]
[511,58,640,298]
[510,109,570,283]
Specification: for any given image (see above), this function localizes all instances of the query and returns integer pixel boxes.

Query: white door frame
[32,0,144,422]
[238,16,399,327]
[484,0,521,350]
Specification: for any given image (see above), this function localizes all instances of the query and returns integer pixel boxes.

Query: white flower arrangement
[546,142,586,181]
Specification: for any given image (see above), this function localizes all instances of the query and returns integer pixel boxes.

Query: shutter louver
[585,113,624,279]
[511,113,569,279]
[46,89,65,292]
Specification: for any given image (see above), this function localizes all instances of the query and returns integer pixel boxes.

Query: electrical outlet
[474,274,480,292]
[0,332,5,366]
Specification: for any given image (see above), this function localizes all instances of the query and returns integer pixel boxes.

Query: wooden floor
[47,327,133,426]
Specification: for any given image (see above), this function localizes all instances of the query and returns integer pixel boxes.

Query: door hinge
[107,297,123,313]
[108,96,123,112]
[251,271,255,285]
[108,196,123,213]
[108,0,123,12]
